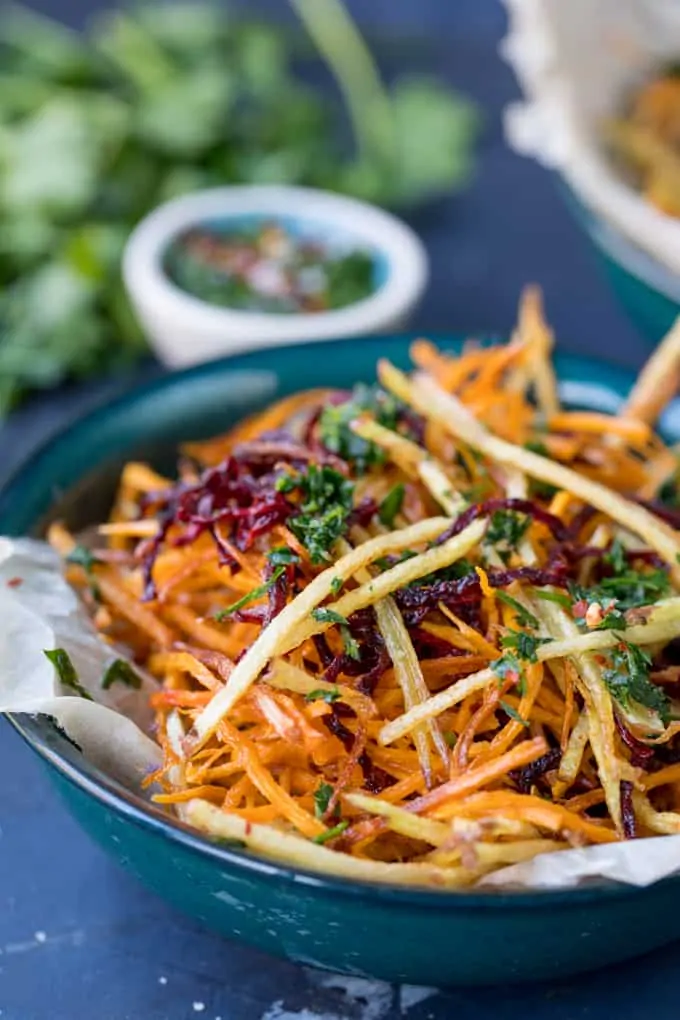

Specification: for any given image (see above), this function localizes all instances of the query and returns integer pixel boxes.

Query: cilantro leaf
[378,483,405,528]
[491,652,522,681]
[314,781,336,818]
[312,608,349,625]
[602,641,671,725]
[306,687,341,704]
[43,648,93,700]
[495,591,539,629]
[500,630,548,663]
[499,701,530,727]
[534,589,572,610]
[318,384,403,472]
[286,465,355,563]
[267,546,300,566]
[313,820,349,844]
[215,566,284,620]
[485,510,530,558]
[330,576,343,595]
[102,658,142,690]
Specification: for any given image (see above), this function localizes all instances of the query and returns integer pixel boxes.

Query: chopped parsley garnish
[314,781,336,818]
[306,687,342,704]
[330,576,343,595]
[66,544,101,571]
[485,510,530,560]
[499,701,530,727]
[215,567,285,620]
[312,608,349,625]
[491,652,522,680]
[102,659,142,690]
[444,731,458,748]
[66,543,101,599]
[534,589,572,610]
[313,820,349,844]
[604,538,627,575]
[318,384,403,472]
[569,565,669,617]
[267,546,300,566]
[285,465,355,563]
[378,483,405,528]
[311,608,359,659]
[602,641,671,725]
[500,630,548,663]
[495,591,539,629]
[43,648,93,701]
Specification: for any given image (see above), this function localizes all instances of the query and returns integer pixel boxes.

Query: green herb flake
[534,589,572,610]
[318,384,404,473]
[330,575,343,595]
[491,652,522,682]
[102,658,142,690]
[215,566,284,620]
[313,820,349,844]
[602,641,671,725]
[500,630,548,663]
[286,465,355,563]
[312,607,349,625]
[341,626,360,661]
[43,648,93,701]
[66,543,101,599]
[306,687,341,705]
[485,510,530,552]
[267,546,300,566]
[444,731,458,748]
[378,483,406,528]
[314,781,336,818]
[495,591,539,629]
[499,701,530,727]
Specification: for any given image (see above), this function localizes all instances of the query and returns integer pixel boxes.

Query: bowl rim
[122,185,429,342]
[1,332,671,908]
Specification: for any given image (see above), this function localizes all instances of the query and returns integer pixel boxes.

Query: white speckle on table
[33,931,47,944]
[158,975,168,985]
[193,1003,206,1013]
[398,987,438,1013]
[3,929,84,954]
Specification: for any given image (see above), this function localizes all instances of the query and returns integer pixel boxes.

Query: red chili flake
[245,821,252,836]
[6,577,23,588]
[572,599,588,619]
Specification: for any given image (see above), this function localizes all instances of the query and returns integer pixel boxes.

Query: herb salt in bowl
[123,186,429,366]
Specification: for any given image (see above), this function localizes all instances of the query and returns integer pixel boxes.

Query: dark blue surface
[0,1,671,1018]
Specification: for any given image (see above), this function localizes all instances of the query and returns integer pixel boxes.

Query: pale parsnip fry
[622,316,680,425]
[281,519,487,655]
[516,284,560,417]
[185,799,480,887]
[351,417,467,515]
[378,361,680,575]
[379,601,680,747]
[184,516,454,754]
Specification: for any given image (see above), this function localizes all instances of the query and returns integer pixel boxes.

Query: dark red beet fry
[614,713,655,768]
[510,748,561,794]
[620,780,637,839]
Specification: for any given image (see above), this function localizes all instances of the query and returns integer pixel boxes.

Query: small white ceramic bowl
[123,185,429,367]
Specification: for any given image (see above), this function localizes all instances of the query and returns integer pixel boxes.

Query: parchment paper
[3,536,680,889]
[501,0,680,277]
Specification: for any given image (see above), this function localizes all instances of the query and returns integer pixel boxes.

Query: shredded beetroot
[348,497,379,528]
[394,561,569,616]
[509,748,561,793]
[322,705,393,791]
[438,497,569,545]
[565,505,597,540]
[408,627,460,660]
[637,498,680,530]
[263,563,292,627]
[614,714,655,768]
[620,780,637,839]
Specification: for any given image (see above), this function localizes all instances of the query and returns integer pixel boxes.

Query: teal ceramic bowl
[4,334,680,987]
[564,187,680,344]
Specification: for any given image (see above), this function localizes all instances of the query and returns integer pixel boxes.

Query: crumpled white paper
[0,537,161,790]
[3,536,680,889]
[501,0,680,277]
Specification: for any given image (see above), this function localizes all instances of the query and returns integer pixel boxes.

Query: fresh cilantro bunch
[279,464,355,562]
[0,1,478,415]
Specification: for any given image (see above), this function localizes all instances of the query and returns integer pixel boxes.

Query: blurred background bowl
[563,185,680,345]
[123,185,429,366]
